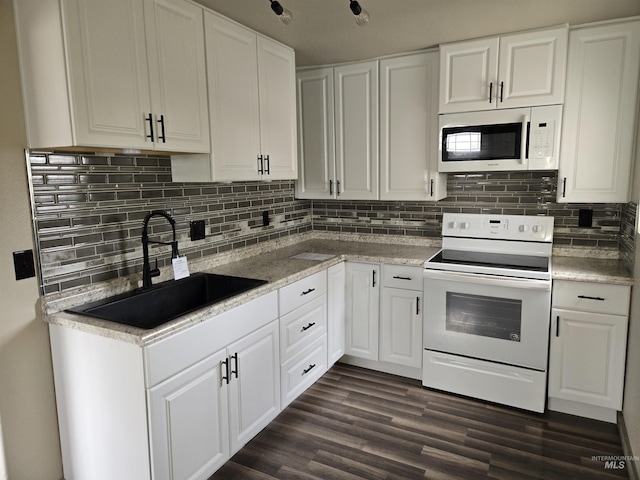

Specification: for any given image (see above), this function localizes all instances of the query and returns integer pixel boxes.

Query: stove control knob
[519,224,530,233]
[449,221,459,229]
[532,225,543,233]
[460,222,470,230]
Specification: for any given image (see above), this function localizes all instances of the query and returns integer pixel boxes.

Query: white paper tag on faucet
[172,256,190,280]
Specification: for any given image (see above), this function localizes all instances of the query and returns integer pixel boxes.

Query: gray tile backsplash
[29,153,632,294]
[314,171,624,250]
[30,152,311,293]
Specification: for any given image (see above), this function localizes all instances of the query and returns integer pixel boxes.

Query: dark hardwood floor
[210,363,628,480]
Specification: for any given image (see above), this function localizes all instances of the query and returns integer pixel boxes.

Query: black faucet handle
[150,258,160,278]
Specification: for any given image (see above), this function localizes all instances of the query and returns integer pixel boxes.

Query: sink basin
[66,273,267,329]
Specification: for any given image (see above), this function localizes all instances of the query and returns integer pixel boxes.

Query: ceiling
[194,0,640,67]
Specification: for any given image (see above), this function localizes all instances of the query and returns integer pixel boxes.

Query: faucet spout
[141,210,179,290]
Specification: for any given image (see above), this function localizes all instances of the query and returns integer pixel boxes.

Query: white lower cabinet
[548,280,630,423]
[380,285,423,369]
[281,334,328,407]
[345,262,381,360]
[344,262,423,379]
[327,262,346,366]
[147,302,281,479]
[50,291,280,480]
[227,321,281,452]
[278,270,329,407]
[148,350,230,480]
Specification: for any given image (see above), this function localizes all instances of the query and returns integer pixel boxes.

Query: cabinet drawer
[279,270,327,315]
[279,295,327,362]
[382,264,423,291]
[552,280,630,316]
[144,292,278,388]
[281,334,327,408]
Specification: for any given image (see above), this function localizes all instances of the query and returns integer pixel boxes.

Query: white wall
[625,112,640,469]
[0,1,63,478]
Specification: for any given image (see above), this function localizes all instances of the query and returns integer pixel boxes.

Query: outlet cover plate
[190,220,206,241]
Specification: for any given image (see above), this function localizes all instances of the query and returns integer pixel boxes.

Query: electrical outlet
[13,249,36,280]
[189,220,206,241]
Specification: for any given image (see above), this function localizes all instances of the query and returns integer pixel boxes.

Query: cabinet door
[62,0,151,149]
[345,263,380,360]
[327,262,346,366]
[439,37,499,113]
[380,52,445,201]
[380,288,423,368]
[227,320,280,453]
[148,349,229,480]
[205,12,262,181]
[549,309,628,409]
[295,68,336,199]
[258,37,298,180]
[334,62,379,200]
[558,20,640,203]
[144,0,210,153]
[498,27,568,109]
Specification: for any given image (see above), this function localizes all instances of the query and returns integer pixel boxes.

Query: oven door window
[442,123,522,162]
[446,292,522,342]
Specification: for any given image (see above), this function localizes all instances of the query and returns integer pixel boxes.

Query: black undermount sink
[66,273,267,330]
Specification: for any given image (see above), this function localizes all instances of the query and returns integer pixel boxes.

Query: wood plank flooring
[209,363,628,480]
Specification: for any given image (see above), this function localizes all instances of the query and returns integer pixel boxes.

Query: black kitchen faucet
[141,210,179,289]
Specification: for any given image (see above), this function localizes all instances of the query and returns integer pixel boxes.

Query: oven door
[423,269,551,371]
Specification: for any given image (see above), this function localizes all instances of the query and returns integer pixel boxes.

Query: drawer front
[279,270,327,315]
[382,264,423,291]
[281,334,327,408]
[280,295,327,362]
[552,280,630,316]
[144,292,278,388]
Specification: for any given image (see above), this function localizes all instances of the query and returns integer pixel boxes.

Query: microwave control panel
[528,104,562,169]
[530,120,555,159]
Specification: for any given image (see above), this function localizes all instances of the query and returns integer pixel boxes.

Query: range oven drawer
[423,350,547,413]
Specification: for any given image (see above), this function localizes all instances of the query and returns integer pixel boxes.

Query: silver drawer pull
[302,364,316,375]
[301,322,316,332]
[301,288,315,296]
[578,295,605,301]
[393,275,412,280]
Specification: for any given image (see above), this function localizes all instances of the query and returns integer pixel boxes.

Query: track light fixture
[269,0,293,25]
[349,0,370,26]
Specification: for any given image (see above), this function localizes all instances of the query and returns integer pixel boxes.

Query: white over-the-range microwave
[438,105,562,173]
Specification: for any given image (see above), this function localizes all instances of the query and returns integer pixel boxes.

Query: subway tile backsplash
[30,152,311,294]
[314,171,623,250]
[29,153,630,294]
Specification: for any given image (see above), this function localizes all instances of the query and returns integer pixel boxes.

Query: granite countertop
[552,256,633,286]
[45,236,440,346]
[44,233,633,347]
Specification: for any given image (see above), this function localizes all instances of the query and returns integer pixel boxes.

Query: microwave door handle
[423,269,551,291]
[520,114,530,164]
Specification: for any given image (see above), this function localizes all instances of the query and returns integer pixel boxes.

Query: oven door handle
[423,269,551,291]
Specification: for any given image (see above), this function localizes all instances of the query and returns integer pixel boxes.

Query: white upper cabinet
[257,37,299,180]
[171,12,297,182]
[143,0,210,153]
[379,52,446,200]
[439,26,568,113]
[295,68,336,199]
[14,0,209,152]
[439,37,499,113]
[557,19,640,203]
[334,61,380,200]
